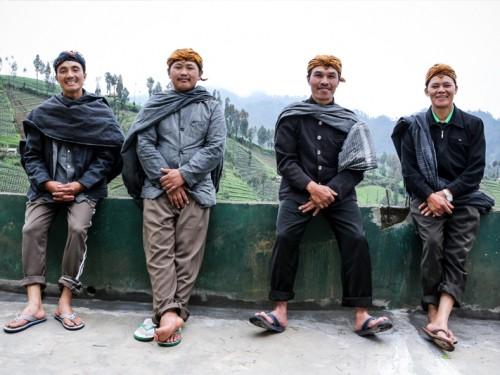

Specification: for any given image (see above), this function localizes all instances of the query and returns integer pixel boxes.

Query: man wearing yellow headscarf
[122,48,226,347]
[392,64,493,351]
[249,54,393,337]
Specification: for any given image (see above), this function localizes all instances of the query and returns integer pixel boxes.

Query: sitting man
[392,64,493,351]
[250,54,392,336]
[3,50,124,333]
[122,48,226,347]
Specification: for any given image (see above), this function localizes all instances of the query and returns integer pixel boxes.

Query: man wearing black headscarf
[3,51,124,334]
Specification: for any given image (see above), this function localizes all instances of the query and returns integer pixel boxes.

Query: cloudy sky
[1,0,499,119]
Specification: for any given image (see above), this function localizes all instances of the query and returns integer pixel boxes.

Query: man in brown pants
[122,48,226,347]
[3,51,123,333]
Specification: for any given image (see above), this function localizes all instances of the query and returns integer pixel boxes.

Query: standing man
[392,64,494,351]
[122,48,226,347]
[3,51,124,333]
[249,55,392,336]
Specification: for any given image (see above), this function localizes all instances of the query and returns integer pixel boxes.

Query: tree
[44,62,52,93]
[0,57,3,73]
[152,81,162,94]
[95,77,102,96]
[10,60,18,77]
[257,126,268,147]
[104,72,113,95]
[146,77,155,97]
[33,54,44,89]
[248,126,256,145]
[239,109,249,140]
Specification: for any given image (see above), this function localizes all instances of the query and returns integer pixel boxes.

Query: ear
[424,87,429,97]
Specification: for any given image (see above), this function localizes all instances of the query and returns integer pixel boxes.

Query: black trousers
[269,197,373,307]
[410,198,480,310]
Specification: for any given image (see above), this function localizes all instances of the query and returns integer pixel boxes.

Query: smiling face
[168,60,201,92]
[55,60,86,99]
[425,74,457,111]
[307,65,340,105]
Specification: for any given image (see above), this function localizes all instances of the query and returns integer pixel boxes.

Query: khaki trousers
[21,198,96,293]
[143,195,210,322]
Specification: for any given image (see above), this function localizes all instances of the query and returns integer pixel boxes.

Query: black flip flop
[249,312,285,333]
[355,316,393,337]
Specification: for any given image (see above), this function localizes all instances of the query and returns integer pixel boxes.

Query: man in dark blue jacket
[392,64,493,351]
[3,51,123,334]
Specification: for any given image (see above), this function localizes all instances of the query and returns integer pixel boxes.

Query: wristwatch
[443,189,453,202]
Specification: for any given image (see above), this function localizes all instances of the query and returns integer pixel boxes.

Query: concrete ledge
[1,193,499,314]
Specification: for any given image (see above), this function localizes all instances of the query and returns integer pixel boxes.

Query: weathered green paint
[0,193,499,311]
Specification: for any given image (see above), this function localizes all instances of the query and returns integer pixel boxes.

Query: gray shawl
[392,112,494,212]
[121,86,217,199]
[276,101,377,172]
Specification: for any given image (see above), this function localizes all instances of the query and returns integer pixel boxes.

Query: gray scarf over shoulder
[392,112,494,212]
[276,101,377,172]
[121,86,216,199]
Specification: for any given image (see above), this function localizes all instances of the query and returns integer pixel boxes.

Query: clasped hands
[298,181,338,216]
[44,181,83,202]
[160,168,189,209]
[419,190,454,217]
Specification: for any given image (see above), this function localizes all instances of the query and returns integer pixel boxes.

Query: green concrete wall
[1,193,499,311]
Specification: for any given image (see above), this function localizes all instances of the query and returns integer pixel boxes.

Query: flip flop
[355,316,393,337]
[3,314,47,334]
[133,318,157,342]
[421,327,455,352]
[157,328,182,347]
[54,312,85,331]
[249,312,286,333]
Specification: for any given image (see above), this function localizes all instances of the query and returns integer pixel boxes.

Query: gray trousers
[410,198,480,310]
[22,198,96,293]
[143,195,210,323]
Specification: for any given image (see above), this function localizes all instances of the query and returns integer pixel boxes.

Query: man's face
[425,75,457,110]
[168,60,201,92]
[307,66,340,105]
[56,60,86,99]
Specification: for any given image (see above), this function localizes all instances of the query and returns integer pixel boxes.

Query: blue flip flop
[355,316,393,337]
[3,314,47,334]
[157,328,182,347]
[249,312,285,333]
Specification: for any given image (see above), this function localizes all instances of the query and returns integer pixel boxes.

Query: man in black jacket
[392,64,493,351]
[3,51,123,333]
[249,55,392,336]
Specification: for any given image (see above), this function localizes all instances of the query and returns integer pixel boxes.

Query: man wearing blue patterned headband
[3,50,124,334]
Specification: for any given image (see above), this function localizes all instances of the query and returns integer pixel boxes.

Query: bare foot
[425,322,453,343]
[154,311,184,343]
[5,304,45,329]
[354,316,391,331]
[254,310,288,328]
[55,306,83,328]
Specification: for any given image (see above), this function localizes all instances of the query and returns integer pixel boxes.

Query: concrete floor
[0,291,499,375]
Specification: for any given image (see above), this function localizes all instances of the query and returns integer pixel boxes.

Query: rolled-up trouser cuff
[21,276,46,288]
[154,302,190,325]
[439,283,462,308]
[342,296,373,308]
[58,275,82,294]
[422,284,462,311]
[269,290,294,301]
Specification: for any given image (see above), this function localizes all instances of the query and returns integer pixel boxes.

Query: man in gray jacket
[122,48,226,347]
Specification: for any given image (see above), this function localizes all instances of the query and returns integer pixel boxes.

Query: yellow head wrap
[167,48,203,73]
[425,63,457,86]
[307,55,345,82]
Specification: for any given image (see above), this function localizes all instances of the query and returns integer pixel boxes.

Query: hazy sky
[1,0,499,119]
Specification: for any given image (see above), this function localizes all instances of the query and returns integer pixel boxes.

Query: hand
[419,192,454,217]
[167,186,190,209]
[306,181,337,209]
[160,168,185,193]
[298,200,321,216]
[46,181,84,202]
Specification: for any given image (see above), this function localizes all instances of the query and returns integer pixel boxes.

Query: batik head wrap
[53,50,86,73]
[307,55,345,82]
[167,48,203,74]
[425,64,457,86]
